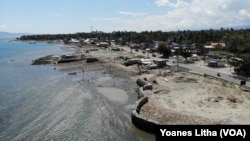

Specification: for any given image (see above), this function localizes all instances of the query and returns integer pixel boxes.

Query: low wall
[131,84,159,134]
[137,87,145,99]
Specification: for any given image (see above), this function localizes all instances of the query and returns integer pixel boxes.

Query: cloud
[0,25,7,29]
[114,0,250,31]
[155,0,171,7]
[48,13,63,16]
[155,0,189,8]
[239,9,250,18]
[118,11,147,16]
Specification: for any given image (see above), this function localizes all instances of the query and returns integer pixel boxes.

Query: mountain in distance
[0,31,30,37]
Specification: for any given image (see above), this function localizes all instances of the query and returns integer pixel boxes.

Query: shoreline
[32,42,250,135]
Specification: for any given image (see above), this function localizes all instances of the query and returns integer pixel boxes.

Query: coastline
[32,42,250,135]
[0,39,155,141]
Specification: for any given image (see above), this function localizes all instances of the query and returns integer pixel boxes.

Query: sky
[0,0,250,34]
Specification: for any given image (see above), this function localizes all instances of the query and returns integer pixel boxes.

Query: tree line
[19,28,250,49]
[18,28,250,75]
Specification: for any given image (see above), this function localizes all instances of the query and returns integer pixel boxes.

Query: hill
[0,31,28,37]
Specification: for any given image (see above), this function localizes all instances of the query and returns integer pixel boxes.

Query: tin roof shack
[208,59,225,68]
[97,42,109,47]
[140,59,153,66]
[211,42,226,49]
[204,45,213,53]
[153,58,167,68]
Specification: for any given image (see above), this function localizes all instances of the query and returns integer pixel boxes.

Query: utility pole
[176,48,179,69]
[200,43,206,66]
[204,53,206,66]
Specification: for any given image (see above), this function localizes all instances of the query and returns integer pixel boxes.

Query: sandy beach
[139,72,250,124]
[40,44,250,125]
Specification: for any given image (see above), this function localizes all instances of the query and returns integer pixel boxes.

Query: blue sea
[0,36,154,141]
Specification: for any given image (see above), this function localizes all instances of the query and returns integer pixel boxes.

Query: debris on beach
[32,55,60,65]
[86,57,99,63]
[32,54,85,65]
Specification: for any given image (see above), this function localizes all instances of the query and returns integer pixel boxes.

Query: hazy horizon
[1,25,250,36]
[1,0,250,34]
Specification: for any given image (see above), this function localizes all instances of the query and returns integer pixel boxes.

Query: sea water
[0,36,154,141]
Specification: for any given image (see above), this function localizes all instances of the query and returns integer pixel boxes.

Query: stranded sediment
[30,43,250,135]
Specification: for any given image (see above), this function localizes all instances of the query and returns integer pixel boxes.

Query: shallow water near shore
[97,87,129,104]
[0,37,154,141]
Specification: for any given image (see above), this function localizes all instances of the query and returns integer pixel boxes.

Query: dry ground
[55,45,250,125]
[139,72,250,124]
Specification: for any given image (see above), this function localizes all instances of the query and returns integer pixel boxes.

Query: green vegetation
[210,50,235,56]
[157,42,171,58]
[18,28,250,75]
[179,48,192,60]
[133,55,145,59]
[243,87,250,92]
[18,28,250,46]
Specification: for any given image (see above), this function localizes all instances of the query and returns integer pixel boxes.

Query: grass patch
[242,87,250,92]
[210,50,235,57]
[133,55,145,59]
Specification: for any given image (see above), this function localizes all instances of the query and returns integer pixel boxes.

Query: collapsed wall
[131,78,159,134]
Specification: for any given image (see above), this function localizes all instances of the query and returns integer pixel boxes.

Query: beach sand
[48,44,250,125]
[139,72,250,124]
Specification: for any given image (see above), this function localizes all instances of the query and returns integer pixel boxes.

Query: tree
[180,48,192,60]
[157,42,171,58]
[239,36,250,53]
[223,33,245,53]
[157,42,166,54]
[237,54,250,76]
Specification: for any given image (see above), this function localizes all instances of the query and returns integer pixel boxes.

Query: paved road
[179,62,250,87]
[120,46,250,87]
